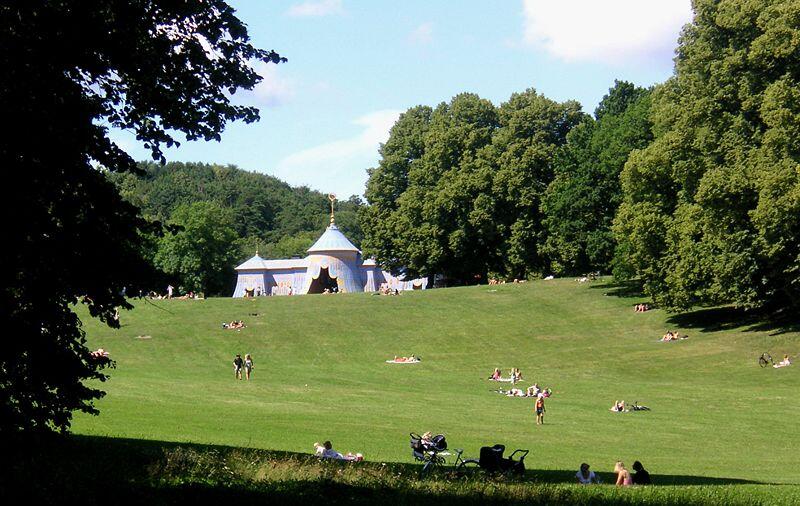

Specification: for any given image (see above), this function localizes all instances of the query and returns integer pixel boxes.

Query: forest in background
[109,162,363,295]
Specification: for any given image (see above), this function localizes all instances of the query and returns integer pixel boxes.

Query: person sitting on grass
[527,383,541,397]
[632,460,651,485]
[90,348,110,360]
[774,354,792,368]
[488,368,502,380]
[576,463,601,484]
[614,461,633,486]
[511,368,522,384]
[610,400,626,412]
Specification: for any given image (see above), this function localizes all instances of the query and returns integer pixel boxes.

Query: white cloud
[287,0,343,17]
[521,0,692,64]
[409,22,434,45]
[274,110,402,197]
[251,62,295,107]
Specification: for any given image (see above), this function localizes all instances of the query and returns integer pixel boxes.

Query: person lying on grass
[314,441,363,461]
[495,387,552,398]
[391,355,419,362]
[610,400,626,412]
[774,354,792,368]
[222,320,245,330]
[661,331,687,342]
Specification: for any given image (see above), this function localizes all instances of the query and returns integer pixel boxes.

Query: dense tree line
[614,0,800,312]
[110,161,363,294]
[543,81,653,276]
[363,1,800,315]
[360,83,650,283]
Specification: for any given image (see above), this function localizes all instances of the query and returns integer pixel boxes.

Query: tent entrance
[307,267,338,294]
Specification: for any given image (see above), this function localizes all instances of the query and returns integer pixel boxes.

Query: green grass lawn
[72,278,799,492]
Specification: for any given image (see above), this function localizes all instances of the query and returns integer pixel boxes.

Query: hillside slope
[73,278,800,484]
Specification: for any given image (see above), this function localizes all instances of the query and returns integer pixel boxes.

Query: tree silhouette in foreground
[0,0,284,432]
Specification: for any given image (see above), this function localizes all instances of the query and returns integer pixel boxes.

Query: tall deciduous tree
[155,202,240,295]
[541,81,652,275]
[1,0,284,432]
[614,0,800,311]
[489,90,585,277]
[361,90,583,282]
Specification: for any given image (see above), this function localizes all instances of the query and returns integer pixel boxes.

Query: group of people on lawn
[488,367,551,425]
[576,461,651,486]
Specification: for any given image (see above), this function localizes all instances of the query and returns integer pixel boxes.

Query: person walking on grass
[233,354,243,380]
[244,353,254,380]
[535,395,546,425]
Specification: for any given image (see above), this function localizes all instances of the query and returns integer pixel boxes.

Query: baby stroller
[456,444,528,477]
[410,432,448,477]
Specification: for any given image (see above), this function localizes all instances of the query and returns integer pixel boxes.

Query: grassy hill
[68,278,800,501]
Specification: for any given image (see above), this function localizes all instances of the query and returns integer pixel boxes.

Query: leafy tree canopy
[614,0,800,311]
[361,91,584,282]
[541,81,653,276]
[154,201,240,295]
[1,0,283,432]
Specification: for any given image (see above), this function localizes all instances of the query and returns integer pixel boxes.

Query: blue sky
[112,0,693,198]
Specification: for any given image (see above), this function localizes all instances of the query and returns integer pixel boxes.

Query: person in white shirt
[576,463,600,484]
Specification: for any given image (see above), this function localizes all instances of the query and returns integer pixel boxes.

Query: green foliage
[111,161,364,264]
[155,202,240,295]
[1,0,283,432]
[614,0,800,311]
[542,81,653,275]
[362,91,584,282]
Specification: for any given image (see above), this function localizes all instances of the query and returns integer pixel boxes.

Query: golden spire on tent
[328,193,337,224]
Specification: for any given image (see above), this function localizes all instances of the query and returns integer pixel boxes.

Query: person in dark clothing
[233,354,244,380]
[632,461,651,485]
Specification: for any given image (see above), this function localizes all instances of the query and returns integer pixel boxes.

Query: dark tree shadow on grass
[589,279,646,299]
[666,306,800,336]
[6,433,780,506]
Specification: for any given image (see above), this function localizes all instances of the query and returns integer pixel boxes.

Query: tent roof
[307,224,360,253]
[235,254,308,271]
[235,254,267,271]
[262,258,307,269]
